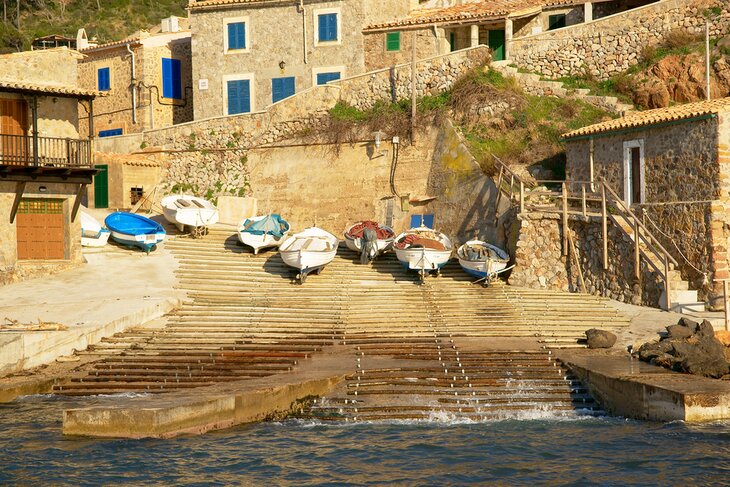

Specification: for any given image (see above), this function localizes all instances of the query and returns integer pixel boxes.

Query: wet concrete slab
[62,346,354,439]
[557,351,730,422]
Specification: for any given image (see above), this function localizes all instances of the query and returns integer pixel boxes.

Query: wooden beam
[9,181,26,223]
[601,185,608,270]
[634,215,641,280]
[562,182,568,256]
[71,184,86,222]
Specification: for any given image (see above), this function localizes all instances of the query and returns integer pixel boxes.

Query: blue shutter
[228,22,246,49]
[316,72,341,85]
[227,79,250,115]
[162,58,182,99]
[98,128,123,137]
[410,214,434,229]
[318,13,337,42]
[272,77,295,103]
[97,67,110,91]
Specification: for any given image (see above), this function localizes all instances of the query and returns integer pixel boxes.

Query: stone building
[563,97,730,308]
[363,0,656,69]
[187,0,413,119]
[77,17,193,138]
[0,48,99,283]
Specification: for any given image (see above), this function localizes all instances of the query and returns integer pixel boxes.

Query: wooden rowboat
[279,227,339,283]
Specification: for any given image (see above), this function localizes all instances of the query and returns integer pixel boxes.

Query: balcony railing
[0,133,92,168]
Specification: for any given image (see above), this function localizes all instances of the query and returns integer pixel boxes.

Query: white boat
[343,221,395,263]
[279,227,339,282]
[80,211,110,247]
[160,194,219,232]
[457,240,510,282]
[394,226,453,281]
[238,214,290,254]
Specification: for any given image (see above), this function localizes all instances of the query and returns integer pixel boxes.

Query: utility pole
[705,21,711,101]
[411,31,417,142]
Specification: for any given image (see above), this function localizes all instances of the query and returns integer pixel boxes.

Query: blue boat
[105,212,166,253]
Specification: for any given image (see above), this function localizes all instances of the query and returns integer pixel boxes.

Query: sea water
[2,394,730,485]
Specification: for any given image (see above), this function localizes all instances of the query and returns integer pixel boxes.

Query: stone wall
[336,46,489,110]
[565,116,719,298]
[509,212,663,307]
[363,28,442,71]
[94,47,490,201]
[510,0,730,80]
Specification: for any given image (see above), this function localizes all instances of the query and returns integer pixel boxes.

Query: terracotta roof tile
[188,0,279,10]
[78,37,141,52]
[365,0,582,31]
[563,97,730,139]
[0,79,101,98]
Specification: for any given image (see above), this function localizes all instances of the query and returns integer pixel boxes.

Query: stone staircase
[610,214,703,313]
[492,62,635,115]
[53,226,629,420]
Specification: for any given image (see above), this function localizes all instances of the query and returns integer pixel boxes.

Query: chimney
[161,16,180,33]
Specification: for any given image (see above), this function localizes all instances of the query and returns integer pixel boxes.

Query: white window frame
[222,73,255,116]
[311,66,346,86]
[223,16,251,54]
[313,7,342,46]
[622,139,645,206]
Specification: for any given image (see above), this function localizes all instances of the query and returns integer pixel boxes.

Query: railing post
[509,174,514,201]
[66,138,71,167]
[494,164,504,219]
[634,215,641,280]
[519,180,525,214]
[562,182,568,256]
[664,255,672,311]
[581,184,586,218]
[601,184,608,270]
[722,280,730,331]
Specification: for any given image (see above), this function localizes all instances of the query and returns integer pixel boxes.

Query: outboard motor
[360,227,378,264]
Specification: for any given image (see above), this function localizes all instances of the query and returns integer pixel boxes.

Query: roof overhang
[0,80,100,100]
[0,164,99,184]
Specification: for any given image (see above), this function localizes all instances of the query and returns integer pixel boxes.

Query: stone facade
[565,109,730,307]
[78,29,193,137]
[190,0,411,119]
[509,213,664,307]
[510,0,730,80]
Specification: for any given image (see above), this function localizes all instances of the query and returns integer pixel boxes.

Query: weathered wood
[562,182,568,256]
[519,180,525,214]
[724,280,729,332]
[494,164,504,222]
[581,185,587,218]
[568,232,586,293]
[664,256,672,311]
[71,183,86,222]
[9,181,26,223]
[601,185,608,270]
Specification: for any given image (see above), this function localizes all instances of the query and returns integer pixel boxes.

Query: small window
[97,67,110,91]
[227,79,251,115]
[548,14,566,30]
[130,187,144,206]
[410,214,434,229]
[316,72,341,85]
[227,22,246,50]
[386,32,401,52]
[272,76,295,103]
[318,13,338,42]
[98,128,123,137]
[162,58,182,99]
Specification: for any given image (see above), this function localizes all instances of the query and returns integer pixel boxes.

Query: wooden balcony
[0,133,92,168]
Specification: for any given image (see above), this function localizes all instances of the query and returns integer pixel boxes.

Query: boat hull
[457,258,508,278]
[343,235,394,254]
[279,248,338,272]
[109,230,166,252]
[81,229,111,248]
[278,227,339,278]
[237,215,290,254]
[395,247,451,271]
[161,195,219,231]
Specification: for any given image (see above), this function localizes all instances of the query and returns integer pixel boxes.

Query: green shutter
[386,32,400,52]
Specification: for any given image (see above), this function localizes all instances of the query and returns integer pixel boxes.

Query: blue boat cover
[242,214,289,238]
[105,212,165,235]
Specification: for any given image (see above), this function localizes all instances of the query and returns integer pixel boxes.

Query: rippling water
[2,395,730,485]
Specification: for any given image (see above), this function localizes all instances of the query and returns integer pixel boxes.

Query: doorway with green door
[488,30,505,61]
[94,164,108,208]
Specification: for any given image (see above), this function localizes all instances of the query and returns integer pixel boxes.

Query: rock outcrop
[637,318,730,378]
[585,329,617,349]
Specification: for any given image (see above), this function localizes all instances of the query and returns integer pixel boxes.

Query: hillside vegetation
[1,0,186,51]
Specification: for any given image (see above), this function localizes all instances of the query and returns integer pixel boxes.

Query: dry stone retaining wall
[510,0,730,80]
[509,213,664,307]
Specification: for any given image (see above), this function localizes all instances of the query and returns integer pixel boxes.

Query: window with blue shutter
[162,58,182,99]
[410,214,434,229]
[227,22,246,50]
[316,72,341,85]
[318,13,338,42]
[271,77,295,103]
[227,79,251,115]
[98,128,123,137]
[97,67,110,91]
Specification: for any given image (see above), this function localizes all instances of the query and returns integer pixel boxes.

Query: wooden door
[630,147,642,205]
[94,164,109,208]
[488,30,505,61]
[0,98,28,164]
[16,199,65,260]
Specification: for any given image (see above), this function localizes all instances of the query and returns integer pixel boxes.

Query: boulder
[585,328,617,349]
[666,324,693,339]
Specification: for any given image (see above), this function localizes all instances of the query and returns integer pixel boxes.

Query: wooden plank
[601,185,608,270]
[568,232,586,293]
[562,182,568,256]
[9,180,25,223]
[634,216,641,280]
